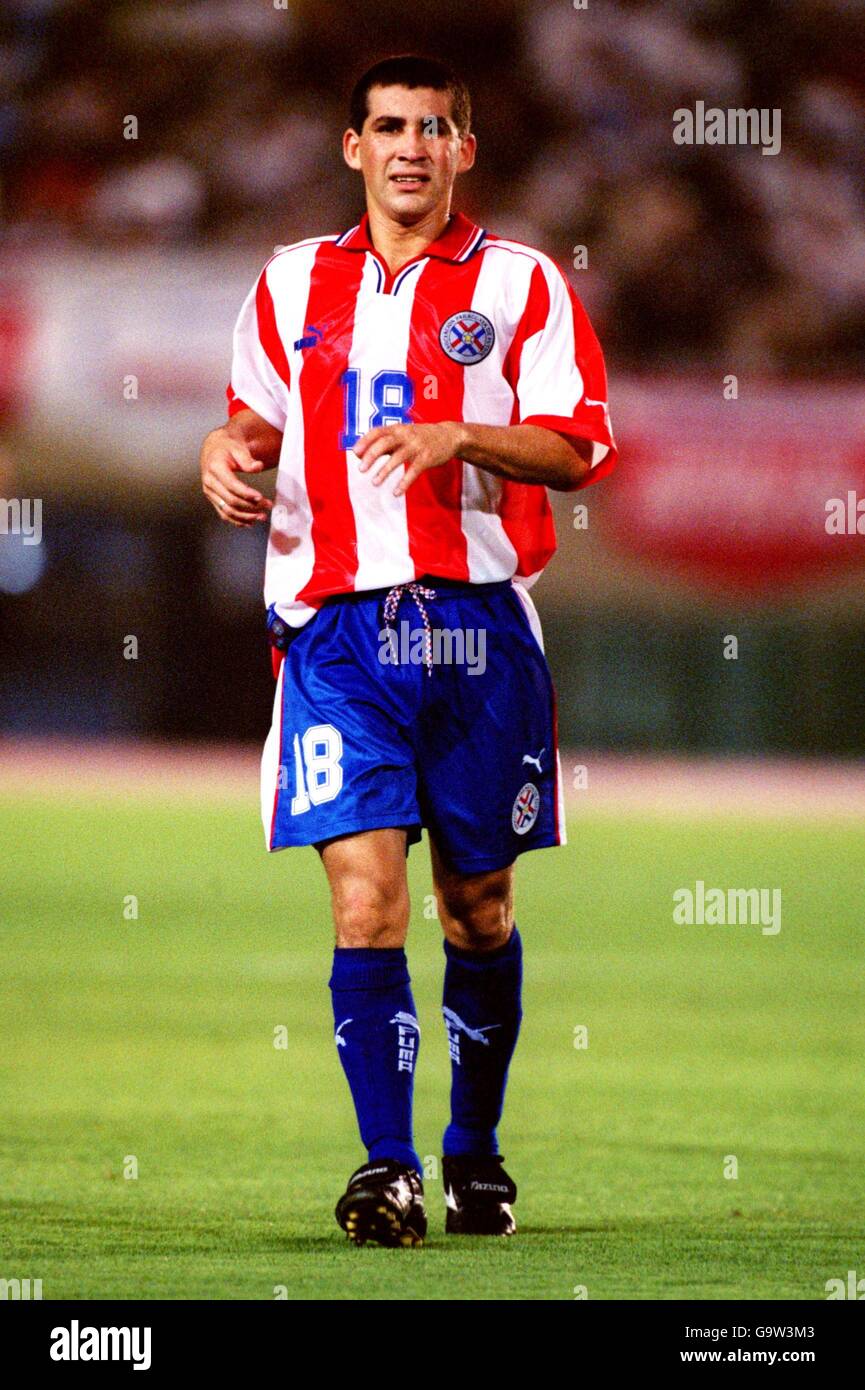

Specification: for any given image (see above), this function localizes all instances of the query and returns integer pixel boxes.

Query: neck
[365,202,452,274]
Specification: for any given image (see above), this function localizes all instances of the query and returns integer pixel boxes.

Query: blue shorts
[260,577,566,874]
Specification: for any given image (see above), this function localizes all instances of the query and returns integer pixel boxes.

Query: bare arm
[353,420,593,495]
[199,408,283,526]
[452,422,592,490]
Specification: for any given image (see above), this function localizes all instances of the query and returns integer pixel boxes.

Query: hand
[354,421,465,496]
[200,428,274,527]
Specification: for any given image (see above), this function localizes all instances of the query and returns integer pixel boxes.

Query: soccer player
[200,55,616,1246]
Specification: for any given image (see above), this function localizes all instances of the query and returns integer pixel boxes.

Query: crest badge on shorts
[512,782,540,835]
[439,311,495,364]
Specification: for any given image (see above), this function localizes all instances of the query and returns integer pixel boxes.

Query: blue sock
[442,926,523,1157]
[329,947,422,1176]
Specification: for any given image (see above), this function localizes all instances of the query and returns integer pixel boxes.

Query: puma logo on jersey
[522,748,545,772]
[293,324,324,352]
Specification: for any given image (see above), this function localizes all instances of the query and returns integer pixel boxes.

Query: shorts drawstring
[382,582,438,675]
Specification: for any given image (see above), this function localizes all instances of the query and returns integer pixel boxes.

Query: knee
[438,872,513,952]
[331,873,409,948]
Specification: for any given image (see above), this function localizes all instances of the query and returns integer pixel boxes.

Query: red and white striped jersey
[227,211,616,627]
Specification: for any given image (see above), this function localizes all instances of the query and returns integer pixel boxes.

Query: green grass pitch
[1,789,862,1301]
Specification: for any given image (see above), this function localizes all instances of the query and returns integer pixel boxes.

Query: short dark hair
[349,55,471,138]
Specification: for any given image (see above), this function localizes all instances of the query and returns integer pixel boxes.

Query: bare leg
[317,827,411,947]
[429,834,514,950]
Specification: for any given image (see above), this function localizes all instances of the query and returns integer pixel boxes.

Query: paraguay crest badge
[511,783,540,835]
[439,311,495,364]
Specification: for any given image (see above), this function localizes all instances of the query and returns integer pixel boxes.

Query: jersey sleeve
[226,263,291,432]
[508,259,616,490]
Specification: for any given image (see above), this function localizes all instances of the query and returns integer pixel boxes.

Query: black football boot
[442,1154,517,1235]
[335,1159,427,1247]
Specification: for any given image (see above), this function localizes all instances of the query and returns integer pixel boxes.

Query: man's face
[343,84,476,226]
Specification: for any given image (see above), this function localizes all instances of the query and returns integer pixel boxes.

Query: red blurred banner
[0,284,30,419]
[601,381,865,593]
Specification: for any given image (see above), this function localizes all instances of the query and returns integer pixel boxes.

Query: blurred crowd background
[1,0,864,754]
[4,0,865,371]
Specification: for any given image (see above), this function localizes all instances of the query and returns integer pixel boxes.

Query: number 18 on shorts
[260,580,566,874]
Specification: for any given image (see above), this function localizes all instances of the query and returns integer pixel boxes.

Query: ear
[456,132,477,175]
[343,128,363,172]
